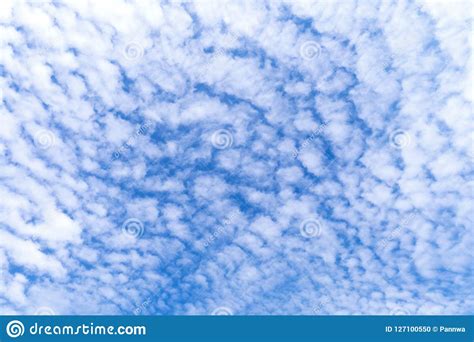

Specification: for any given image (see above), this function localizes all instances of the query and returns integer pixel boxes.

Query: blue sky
[0,0,472,315]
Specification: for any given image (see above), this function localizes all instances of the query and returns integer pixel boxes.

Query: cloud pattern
[0,0,472,315]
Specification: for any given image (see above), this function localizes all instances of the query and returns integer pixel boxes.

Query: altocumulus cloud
[0,0,472,315]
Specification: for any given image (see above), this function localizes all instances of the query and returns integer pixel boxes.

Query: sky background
[0,0,472,315]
